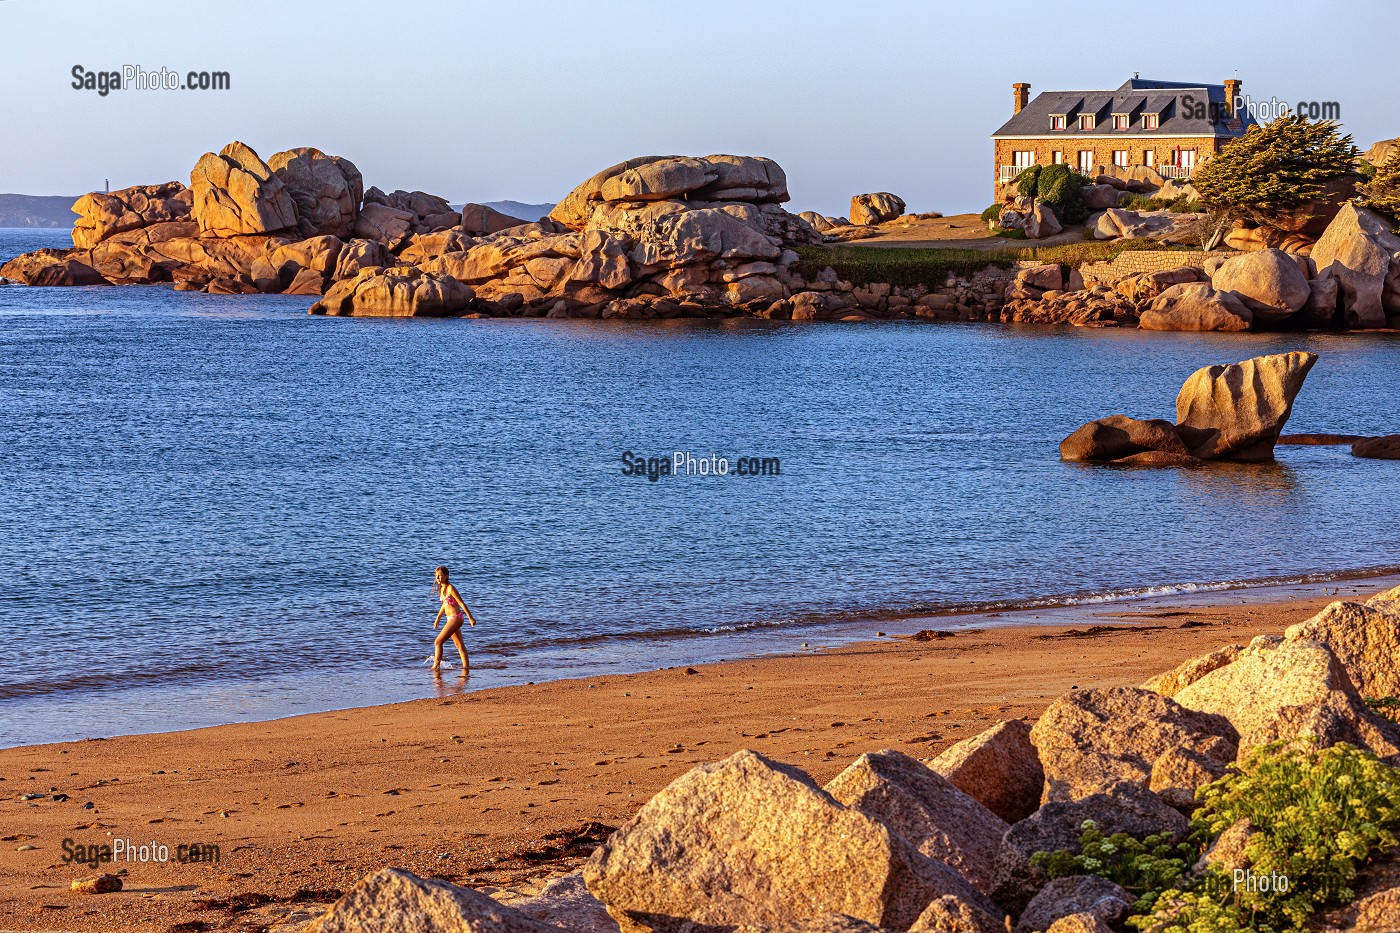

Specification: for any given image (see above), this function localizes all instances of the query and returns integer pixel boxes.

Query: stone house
[990,77,1258,198]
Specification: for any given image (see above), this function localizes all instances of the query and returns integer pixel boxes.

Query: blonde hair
[435,566,450,582]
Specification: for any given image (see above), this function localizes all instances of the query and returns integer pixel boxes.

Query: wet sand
[0,578,1391,931]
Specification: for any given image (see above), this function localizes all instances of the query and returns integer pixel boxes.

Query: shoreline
[0,578,1393,930]
[4,565,1399,752]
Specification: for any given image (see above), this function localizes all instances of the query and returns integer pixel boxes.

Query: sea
[2,227,1398,748]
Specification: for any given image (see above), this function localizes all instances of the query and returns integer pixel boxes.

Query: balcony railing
[1157,164,1193,180]
[1000,165,1032,183]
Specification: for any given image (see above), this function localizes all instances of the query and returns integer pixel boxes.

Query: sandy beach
[1,577,1393,931]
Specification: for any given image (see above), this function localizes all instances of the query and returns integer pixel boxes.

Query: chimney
[1013,82,1031,115]
[1223,78,1241,119]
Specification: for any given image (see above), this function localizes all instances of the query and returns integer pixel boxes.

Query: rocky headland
[5,142,1399,330]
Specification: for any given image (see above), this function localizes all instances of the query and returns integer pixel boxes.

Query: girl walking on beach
[430,565,476,674]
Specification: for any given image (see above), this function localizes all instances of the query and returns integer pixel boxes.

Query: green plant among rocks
[1032,822,1196,915]
[1013,163,1093,224]
[1358,152,1400,231]
[1363,696,1400,725]
[1119,194,1206,214]
[1033,741,1400,933]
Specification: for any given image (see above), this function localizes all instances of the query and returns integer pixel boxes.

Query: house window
[1078,150,1094,173]
[1112,150,1128,167]
[1013,150,1036,169]
[1179,149,1197,170]
[1078,114,1096,131]
[1144,150,1154,167]
[1143,112,1159,129]
[1052,151,1064,165]
[1112,114,1129,130]
[1049,115,1065,130]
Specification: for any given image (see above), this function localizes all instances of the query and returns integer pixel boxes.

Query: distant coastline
[0,192,79,227]
[0,194,554,229]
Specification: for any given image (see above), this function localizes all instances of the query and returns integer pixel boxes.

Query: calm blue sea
[3,227,1399,747]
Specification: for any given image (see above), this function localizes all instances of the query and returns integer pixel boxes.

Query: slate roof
[992,79,1258,138]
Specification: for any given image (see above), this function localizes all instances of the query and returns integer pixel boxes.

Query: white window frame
[1052,151,1064,165]
[1144,149,1154,167]
[1012,150,1036,169]
[1112,150,1129,168]
[1049,115,1065,130]
[1143,112,1159,130]
[1112,114,1130,130]
[1078,114,1096,131]
[1078,150,1095,173]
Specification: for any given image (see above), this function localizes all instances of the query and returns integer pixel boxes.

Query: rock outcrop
[1309,203,1400,328]
[489,873,620,933]
[907,895,1006,933]
[307,868,558,932]
[1139,283,1252,332]
[582,749,998,932]
[268,147,363,239]
[0,248,111,286]
[190,142,299,237]
[312,267,475,317]
[825,750,1008,894]
[927,719,1044,824]
[461,202,528,235]
[1014,875,1133,933]
[1353,435,1400,460]
[850,192,906,226]
[71,182,192,248]
[1029,686,1237,809]
[1283,600,1400,698]
[1207,248,1311,322]
[1060,353,1319,466]
[1172,637,1400,761]
[1173,351,1318,460]
[1059,415,1188,463]
[1024,202,1062,239]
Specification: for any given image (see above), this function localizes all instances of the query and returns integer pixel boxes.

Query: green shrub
[1035,163,1093,224]
[1033,742,1400,933]
[1365,696,1400,724]
[980,203,1004,223]
[1359,152,1400,228]
[1016,164,1043,197]
[1193,741,1400,930]
[1119,194,1207,214]
[1032,822,1197,915]
[1121,195,1174,212]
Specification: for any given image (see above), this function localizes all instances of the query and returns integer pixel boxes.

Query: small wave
[0,660,214,701]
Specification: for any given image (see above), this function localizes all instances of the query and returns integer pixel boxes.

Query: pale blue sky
[1,0,1394,215]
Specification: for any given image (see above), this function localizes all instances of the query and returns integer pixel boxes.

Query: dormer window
[1112,114,1130,130]
[1143,112,1159,129]
[1049,115,1066,130]
[1078,114,1096,131]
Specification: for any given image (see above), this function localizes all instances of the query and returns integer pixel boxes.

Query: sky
[0,0,1395,216]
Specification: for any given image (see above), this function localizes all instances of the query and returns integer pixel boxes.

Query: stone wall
[1078,249,1224,287]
